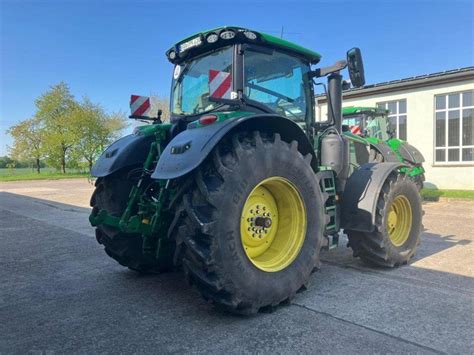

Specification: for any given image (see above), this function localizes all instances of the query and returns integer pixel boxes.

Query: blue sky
[1,0,473,155]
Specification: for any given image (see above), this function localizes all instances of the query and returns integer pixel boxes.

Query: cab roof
[166,26,321,64]
[343,106,389,116]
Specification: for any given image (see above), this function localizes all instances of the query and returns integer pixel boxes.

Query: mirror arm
[310,60,347,78]
[128,109,163,123]
[129,115,161,122]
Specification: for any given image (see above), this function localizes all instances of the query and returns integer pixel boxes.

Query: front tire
[346,173,423,267]
[171,131,325,314]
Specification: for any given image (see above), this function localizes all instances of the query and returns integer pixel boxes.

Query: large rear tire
[170,131,325,314]
[346,173,422,267]
[90,170,165,273]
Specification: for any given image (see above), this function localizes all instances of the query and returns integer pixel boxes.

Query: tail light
[199,115,218,125]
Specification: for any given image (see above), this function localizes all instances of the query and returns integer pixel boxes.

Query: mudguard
[341,162,406,233]
[370,142,400,162]
[91,133,154,177]
[398,142,425,164]
[152,114,316,180]
[371,141,425,165]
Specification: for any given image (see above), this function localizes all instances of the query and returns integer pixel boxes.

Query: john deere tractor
[342,106,425,188]
[89,27,425,314]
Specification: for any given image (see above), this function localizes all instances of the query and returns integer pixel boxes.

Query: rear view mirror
[346,48,365,88]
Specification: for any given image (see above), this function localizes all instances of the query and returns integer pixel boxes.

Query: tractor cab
[342,106,393,140]
[167,26,321,128]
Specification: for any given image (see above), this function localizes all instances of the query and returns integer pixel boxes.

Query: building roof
[317,66,474,102]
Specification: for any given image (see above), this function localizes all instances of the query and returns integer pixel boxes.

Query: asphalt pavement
[1,179,473,354]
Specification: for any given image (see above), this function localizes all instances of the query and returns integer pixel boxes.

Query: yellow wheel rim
[240,177,307,272]
[387,195,412,247]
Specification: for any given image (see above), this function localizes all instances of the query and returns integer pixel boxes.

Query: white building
[316,67,474,190]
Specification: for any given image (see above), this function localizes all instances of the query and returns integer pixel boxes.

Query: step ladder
[317,169,339,249]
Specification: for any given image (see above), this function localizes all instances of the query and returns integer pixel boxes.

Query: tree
[0,156,15,169]
[36,82,78,173]
[71,98,127,172]
[7,82,128,173]
[7,117,45,173]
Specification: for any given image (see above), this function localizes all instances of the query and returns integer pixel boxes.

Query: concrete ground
[1,179,473,354]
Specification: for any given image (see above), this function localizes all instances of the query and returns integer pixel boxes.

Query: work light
[243,31,257,40]
[168,50,177,60]
[179,36,202,53]
[220,30,235,40]
[206,33,219,43]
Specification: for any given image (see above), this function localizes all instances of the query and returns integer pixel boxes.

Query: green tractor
[343,106,392,140]
[341,106,425,188]
[89,27,425,314]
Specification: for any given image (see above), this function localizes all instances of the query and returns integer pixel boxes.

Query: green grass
[421,188,474,201]
[0,168,89,181]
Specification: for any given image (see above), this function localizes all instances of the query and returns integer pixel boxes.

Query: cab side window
[244,49,310,122]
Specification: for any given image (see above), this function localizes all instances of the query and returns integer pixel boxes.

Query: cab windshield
[170,45,311,121]
[171,46,233,115]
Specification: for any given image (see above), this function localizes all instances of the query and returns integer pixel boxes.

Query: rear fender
[151,114,316,180]
[397,141,425,164]
[91,134,154,177]
[370,142,401,162]
[341,162,406,233]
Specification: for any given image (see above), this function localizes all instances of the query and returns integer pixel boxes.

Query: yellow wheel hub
[387,195,412,247]
[240,177,307,272]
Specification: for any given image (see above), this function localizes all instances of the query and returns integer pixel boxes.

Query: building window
[434,90,474,163]
[377,99,407,140]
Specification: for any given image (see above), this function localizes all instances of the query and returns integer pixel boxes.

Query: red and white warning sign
[350,125,361,135]
[209,70,232,99]
[130,95,151,117]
